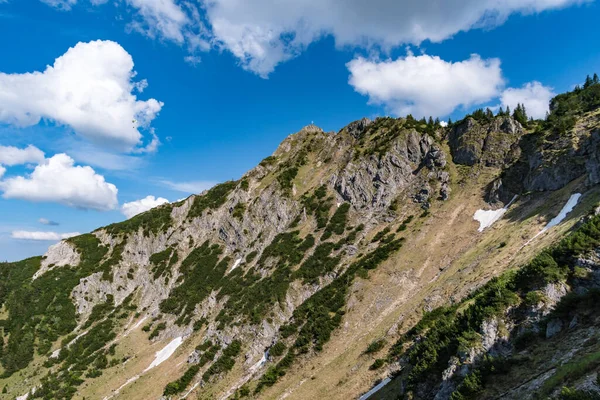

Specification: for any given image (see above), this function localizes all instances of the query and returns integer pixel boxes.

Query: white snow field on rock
[144,336,184,372]
[473,195,517,232]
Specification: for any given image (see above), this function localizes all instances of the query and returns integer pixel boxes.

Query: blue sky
[0,0,599,261]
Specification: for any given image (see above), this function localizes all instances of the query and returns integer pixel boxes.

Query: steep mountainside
[1,80,600,400]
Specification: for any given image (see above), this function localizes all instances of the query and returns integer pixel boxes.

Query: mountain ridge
[1,79,600,400]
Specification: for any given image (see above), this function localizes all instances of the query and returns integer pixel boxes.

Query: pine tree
[485,108,494,119]
[584,74,593,89]
[594,73,599,84]
[497,106,505,117]
[505,106,511,116]
[434,117,440,126]
[513,103,528,126]
[428,116,434,126]
[448,118,452,125]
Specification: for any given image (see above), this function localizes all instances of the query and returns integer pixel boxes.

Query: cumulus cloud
[121,195,169,219]
[0,40,163,151]
[11,230,80,241]
[347,53,504,118]
[501,81,555,120]
[0,166,5,179]
[0,153,118,211]
[160,180,217,194]
[201,0,588,76]
[39,218,60,226]
[126,0,190,43]
[0,145,45,166]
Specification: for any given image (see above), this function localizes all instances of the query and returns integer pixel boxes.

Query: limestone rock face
[343,118,373,139]
[335,130,449,210]
[34,240,80,279]
[448,116,523,167]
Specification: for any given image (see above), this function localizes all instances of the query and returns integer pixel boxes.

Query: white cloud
[201,0,588,77]
[40,0,77,10]
[0,166,5,179]
[439,121,448,128]
[0,40,163,151]
[184,55,202,67]
[347,53,504,118]
[126,0,190,43]
[121,195,169,219]
[11,230,80,241]
[500,81,555,120]
[39,218,59,226]
[0,145,45,166]
[38,0,586,77]
[0,153,118,211]
[160,180,217,194]
[68,145,145,171]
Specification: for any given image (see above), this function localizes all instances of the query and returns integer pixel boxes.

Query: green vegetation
[302,185,334,229]
[269,342,287,357]
[259,156,277,167]
[397,215,414,232]
[365,339,386,354]
[542,73,600,135]
[164,364,201,395]
[293,242,340,284]
[216,231,316,325]
[202,340,242,381]
[322,203,351,240]
[33,294,138,398]
[104,203,174,237]
[82,295,114,329]
[187,180,238,220]
[233,202,246,220]
[149,322,167,340]
[369,359,385,370]
[160,241,228,325]
[277,166,299,191]
[0,233,128,377]
[149,247,178,279]
[371,227,391,243]
[160,228,320,328]
[245,251,258,263]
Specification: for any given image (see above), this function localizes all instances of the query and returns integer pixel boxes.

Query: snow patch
[359,377,392,400]
[249,351,268,373]
[522,193,583,248]
[543,193,582,231]
[144,336,183,372]
[229,258,243,272]
[473,195,517,232]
